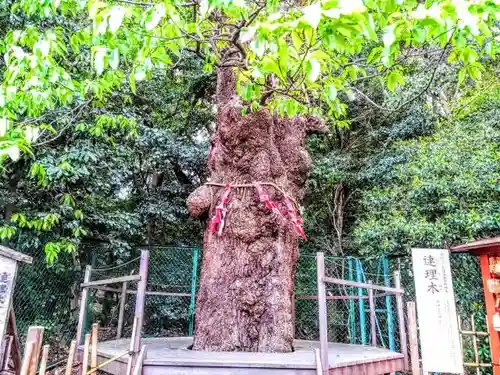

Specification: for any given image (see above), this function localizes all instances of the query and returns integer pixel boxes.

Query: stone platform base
[88,337,405,375]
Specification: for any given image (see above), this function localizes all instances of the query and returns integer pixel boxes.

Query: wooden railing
[76,250,149,375]
[316,252,409,374]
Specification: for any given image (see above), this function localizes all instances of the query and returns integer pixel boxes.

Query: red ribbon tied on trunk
[209,184,231,236]
[255,183,306,240]
[255,183,272,210]
[284,195,306,240]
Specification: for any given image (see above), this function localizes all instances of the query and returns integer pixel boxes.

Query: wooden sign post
[0,245,32,371]
[412,248,463,374]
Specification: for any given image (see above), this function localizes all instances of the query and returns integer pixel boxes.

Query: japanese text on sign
[412,248,463,374]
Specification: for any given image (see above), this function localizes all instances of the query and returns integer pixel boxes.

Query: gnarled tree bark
[187,66,326,352]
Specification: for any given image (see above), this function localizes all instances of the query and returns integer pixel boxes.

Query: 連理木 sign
[411,248,463,374]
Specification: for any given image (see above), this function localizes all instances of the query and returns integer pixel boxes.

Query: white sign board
[0,256,17,347]
[412,248,463,374]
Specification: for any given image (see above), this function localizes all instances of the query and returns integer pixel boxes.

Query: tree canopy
[1,0,499,259]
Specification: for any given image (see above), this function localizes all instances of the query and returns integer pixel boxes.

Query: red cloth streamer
[255,183,272,210]
[209,184,231,235]
[284,195,306,240]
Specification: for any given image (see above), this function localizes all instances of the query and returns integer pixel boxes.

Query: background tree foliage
[0,0,499,354]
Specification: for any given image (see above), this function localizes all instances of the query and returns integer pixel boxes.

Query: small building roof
[450,237,500,256]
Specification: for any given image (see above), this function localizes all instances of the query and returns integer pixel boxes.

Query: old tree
[1,0,500,351]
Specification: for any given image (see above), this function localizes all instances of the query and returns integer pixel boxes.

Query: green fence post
[188,248,199,336]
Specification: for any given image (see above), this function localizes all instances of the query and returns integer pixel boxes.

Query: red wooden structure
[451,237,500,375]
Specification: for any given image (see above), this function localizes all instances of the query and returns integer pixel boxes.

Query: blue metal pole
[188,248,199,336]
[348,258,356,344]
[356,259,367,345]
[383,256,396,352]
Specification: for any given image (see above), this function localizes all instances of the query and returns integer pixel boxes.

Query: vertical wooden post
[117,281,128,339]
[125,317,139,375]
[317,252,328,374]
[471,314,481,375]
[125,250,149,375]
[19,342,34,375]
[383,256,396,352]
[81,334,91,375]
[76,266,92,346]
[133,251,149,353]
[356,260,367,345]
[394,271,409,371]
[24,326,44,375]
[368,282,376,347]
[480,254,500,375]
[407,301,421,375]
[91,323,98,375]
[8,310,22,373]
[65,340,77,375]
[2,336,12,370]
[314,348,322,375]
[347,258,356,344]
[38,345,49,375]
[132,345,147,375]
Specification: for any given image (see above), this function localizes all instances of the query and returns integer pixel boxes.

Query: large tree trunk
[187,67,326,352]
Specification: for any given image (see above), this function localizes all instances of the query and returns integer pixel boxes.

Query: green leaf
[302,2,321,29]
[261,57,281,77]
[278,42,289,73]
[129,71,137,94]
[291,31,302,51]
[458,67,467,85]
[307,59,320,82]
[109,49,119,69]
[93,47,106,75]
[0,118,9,137]
[108,6,126,33]
[387,71,404,92]
[325,84,337,103]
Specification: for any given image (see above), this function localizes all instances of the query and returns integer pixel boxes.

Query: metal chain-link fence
[83,246,200,342]
[13,246,82,362]
[294,252,488,374]
[13,246,488,374]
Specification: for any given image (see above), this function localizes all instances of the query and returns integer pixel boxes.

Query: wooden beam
[316,252,328,374]
[24,326,44,375]
[65,341,76,375]
[407,301,420,375]
[117,282,128,339]
[0,246,32,264]
[132,345,147,375]
[133,251,149,353]
[322,277,404,295]
[38,345,49,375]
[2,336,12,371]
[81,334,91,375]
[295,295,369,301]
[368,282,376,347]
[80,275,140,289]
[91,324,98,375]
[125,317,139,375]
[314,348,322,375]
[76,266,92,346]
[394,271,409,371]
[19,342,34,375]
[8,310,21,374]
[93,285,191,298]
